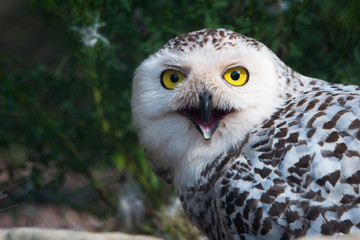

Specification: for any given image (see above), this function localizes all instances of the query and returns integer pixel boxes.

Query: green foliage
[0,0,359,236]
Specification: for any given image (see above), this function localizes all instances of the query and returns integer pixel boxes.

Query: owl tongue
[180,108,227,140]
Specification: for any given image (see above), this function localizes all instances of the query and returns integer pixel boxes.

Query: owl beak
[200,91,212,124]
[198,91,216,140]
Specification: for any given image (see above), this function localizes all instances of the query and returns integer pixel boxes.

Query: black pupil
[170,73,179,83]
[231,71,240,80]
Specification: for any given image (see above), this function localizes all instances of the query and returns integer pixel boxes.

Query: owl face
[132,29,286,184]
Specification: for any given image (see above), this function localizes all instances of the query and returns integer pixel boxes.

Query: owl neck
[173,140,244,192]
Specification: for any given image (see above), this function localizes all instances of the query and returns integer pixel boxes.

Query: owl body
[131,29,360,239]
[179,80,360,240]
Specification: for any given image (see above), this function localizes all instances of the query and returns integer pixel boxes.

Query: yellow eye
[161,70,185,90]
[223,66,249,86]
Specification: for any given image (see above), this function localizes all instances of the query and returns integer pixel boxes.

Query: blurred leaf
[111,152,126,171]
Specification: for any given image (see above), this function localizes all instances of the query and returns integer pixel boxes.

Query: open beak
[180,91,231,140]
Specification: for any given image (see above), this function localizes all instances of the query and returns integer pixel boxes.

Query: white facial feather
[131,28,299,187]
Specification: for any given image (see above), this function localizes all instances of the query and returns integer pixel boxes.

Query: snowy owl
[131,29,360,240]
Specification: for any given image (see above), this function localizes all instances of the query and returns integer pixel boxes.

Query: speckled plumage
[131,29,360,240]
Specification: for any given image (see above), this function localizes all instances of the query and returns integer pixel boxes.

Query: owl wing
[216,82,360,239]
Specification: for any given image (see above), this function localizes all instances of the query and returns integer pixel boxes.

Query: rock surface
[0,228,163,240]
[1,227,359,240]
[299,234,360,240]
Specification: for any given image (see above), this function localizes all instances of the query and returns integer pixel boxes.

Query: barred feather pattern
[179,81,360,240]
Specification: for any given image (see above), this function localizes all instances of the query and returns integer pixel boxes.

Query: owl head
[132,29,296,186]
